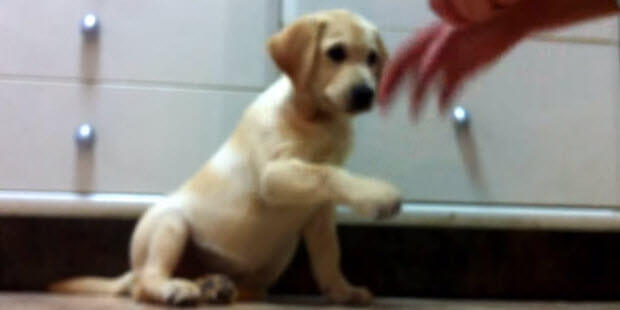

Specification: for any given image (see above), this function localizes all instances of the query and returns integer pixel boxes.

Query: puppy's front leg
[260,159,401,219]
[304,205,372,305]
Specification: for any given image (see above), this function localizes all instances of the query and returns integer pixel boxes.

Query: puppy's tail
[48,271,134,296]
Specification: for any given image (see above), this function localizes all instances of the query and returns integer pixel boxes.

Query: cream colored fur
[50,10,401,306]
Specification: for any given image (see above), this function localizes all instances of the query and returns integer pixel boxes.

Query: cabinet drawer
[0,0,279,88]
[0,82,255,193]
[347,38,618,206]
[283,0,618,43]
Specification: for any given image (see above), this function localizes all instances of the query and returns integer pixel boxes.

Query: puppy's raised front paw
[374,199,402,220]
[346,178,402,220]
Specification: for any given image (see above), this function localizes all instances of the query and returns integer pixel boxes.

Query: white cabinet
[1,1,619,226]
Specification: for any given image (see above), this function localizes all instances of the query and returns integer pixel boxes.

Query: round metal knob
[80,13,99,36]
[451,106,470,129]
[74,123,96,149]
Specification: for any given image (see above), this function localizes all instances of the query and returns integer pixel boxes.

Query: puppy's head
[268,10,387,117]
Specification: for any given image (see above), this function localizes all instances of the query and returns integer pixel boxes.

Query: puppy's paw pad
[196,274,238,304]
[346,287,373,306]
[374,200,402,220]
[163,280,201,306]
[325,286,373,306]
[327,286,373,307]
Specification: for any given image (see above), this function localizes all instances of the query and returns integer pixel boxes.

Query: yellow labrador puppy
[51,9,401,306]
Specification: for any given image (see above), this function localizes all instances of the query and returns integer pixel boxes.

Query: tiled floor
[3,294,620,310]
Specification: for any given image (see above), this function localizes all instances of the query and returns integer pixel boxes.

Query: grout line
[277,0,285,28]
[616,19,620,205]
[0,74,266,94]
[381,28,618,47]
[529,34,618,46]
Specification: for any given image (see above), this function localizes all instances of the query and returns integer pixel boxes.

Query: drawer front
[283,0,618,42]
[0,82,255,193]
[348,37,618,206]
[0,0,279,88]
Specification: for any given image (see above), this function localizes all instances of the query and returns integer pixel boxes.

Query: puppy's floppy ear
[374,31,389,81]
[268,16,326,89]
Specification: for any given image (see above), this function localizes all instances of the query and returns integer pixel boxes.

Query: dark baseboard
[2,217,620,300]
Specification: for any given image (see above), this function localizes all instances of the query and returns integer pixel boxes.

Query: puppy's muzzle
[347,84,374,113]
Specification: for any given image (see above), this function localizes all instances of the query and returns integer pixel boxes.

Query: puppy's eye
[327,45,346,63]
[367,51,378,66]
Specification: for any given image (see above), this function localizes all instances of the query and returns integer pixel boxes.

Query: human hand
[430,0,520,25]
[378,13,527,117]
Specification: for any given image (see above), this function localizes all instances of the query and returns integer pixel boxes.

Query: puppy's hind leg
[132,209,201,306]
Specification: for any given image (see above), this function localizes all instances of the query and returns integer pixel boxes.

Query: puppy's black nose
[348,84,374,112]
